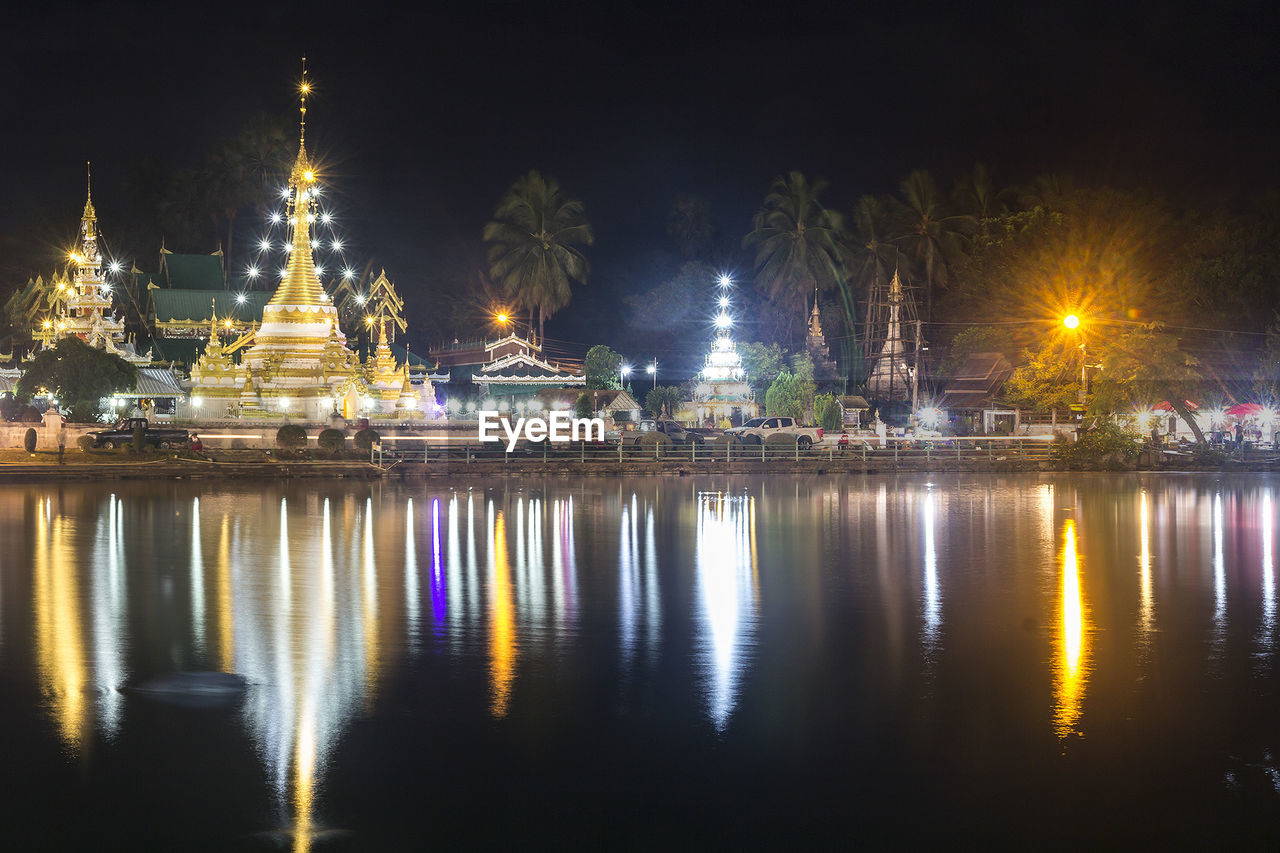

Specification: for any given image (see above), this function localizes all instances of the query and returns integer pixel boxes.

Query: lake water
[2,474,1279,849]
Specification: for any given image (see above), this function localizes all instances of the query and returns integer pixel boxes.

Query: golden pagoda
[188,69,420,420]
[40,166,150,363]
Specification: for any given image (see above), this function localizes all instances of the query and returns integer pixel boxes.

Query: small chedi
[188,74,431,420]
[691,274,757,426]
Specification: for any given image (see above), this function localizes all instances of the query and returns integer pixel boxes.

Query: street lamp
[1063,314,1086,403]
[647,361,657,389]
[620,363,632,388]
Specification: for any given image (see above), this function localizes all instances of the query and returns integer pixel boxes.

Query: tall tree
[584,345,623,390]
[16,336,137,422]
[892,169,974,321]
[483,170,593,342]
[743,172,849,340]
[1094,326,1206,444]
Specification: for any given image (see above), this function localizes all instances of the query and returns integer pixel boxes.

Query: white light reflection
[1260,492,1275,657]
[644,505,661,664]
[619,498,638,665]
[1138,491,1154,643]
[236,492,383,851]
[447,495,462,639]
[92,494,126,738]
[1213,492,1226,652]
[279,498,291,606]
[551,496,578,639]
[695,492,758,732]
[191,497,206,655]
[922,489,941,649]
[405,498,419,646]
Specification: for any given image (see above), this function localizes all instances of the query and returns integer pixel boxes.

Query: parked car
[621,418,703,445]
[725,416,824,449]
[91,418,190,450]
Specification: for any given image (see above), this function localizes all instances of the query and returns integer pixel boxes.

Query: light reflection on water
[6,476,1280,847]
[695,491,758,731]
[1053,518,1090,739]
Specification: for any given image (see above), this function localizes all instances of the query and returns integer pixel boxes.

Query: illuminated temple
[35,171,151,364]
[691,274,756,426]
[188,78,428,420]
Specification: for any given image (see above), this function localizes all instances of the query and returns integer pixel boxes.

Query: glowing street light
[620,363,632,387]
[647,360,657,389]
[1063,313,1086,403]
[495,312,510,325]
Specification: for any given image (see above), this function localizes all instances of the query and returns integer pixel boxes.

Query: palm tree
[951,164,1013,240]
[742,171,849,340]
[850,194,901,293]
[204,114,292,281]
[892,169,975,321]
[483,171,593,342]
[1016,173,1071,213]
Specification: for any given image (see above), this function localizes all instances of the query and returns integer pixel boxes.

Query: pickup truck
[725,416,824,449]
[621,418,703,445]
[92,418,191,450]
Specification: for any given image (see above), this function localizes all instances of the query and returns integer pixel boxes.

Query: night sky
[3,1,1276,367]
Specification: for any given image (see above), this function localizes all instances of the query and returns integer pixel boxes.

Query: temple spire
[267,64,328,309]
[83,161,96,223]
[298,56,309,151]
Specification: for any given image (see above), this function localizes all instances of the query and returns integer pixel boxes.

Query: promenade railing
[371,436,1059,467]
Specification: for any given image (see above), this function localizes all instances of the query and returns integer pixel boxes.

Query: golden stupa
[189,71,424,420]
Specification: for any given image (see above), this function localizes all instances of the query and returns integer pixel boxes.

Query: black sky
[2,0,1276,361]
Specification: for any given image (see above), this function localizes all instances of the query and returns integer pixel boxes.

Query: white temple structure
[691,274,757,426]
[865,270,915,402]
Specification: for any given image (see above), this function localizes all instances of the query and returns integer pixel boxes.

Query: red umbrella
[1226,403,1266,418]
[1152,400,1198,412]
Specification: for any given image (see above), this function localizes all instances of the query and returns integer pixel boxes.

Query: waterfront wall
[0,417,470,450]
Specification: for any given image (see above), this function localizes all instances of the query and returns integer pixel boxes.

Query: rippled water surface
[2,474,1280,849]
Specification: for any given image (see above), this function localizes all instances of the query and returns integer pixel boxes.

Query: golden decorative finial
[299,56,309,148]
[83,160,97,222]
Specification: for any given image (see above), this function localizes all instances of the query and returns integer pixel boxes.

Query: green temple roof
[161,252,225,290]
[152,290,271,324]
